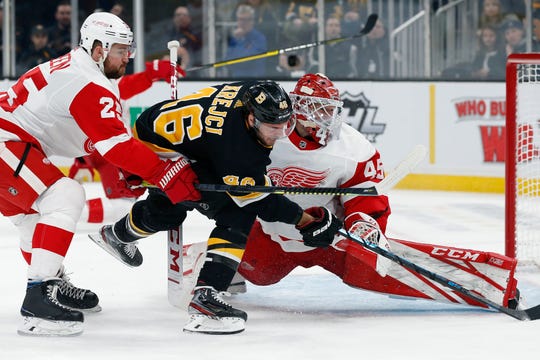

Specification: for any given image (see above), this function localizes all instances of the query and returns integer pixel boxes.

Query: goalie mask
[290,73,344,146]
[80,12,135,71]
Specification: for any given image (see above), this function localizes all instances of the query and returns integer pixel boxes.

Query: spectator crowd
[2,0,540,80]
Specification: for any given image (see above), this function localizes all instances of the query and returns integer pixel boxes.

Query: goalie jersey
[259,122,390,252]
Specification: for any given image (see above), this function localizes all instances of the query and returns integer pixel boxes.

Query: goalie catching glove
[151,156,201,203]
[296,207,342,247]
[347,212,392,277]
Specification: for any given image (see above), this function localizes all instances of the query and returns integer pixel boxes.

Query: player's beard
[103,58,127,79]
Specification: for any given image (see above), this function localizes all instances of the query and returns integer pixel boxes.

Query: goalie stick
[184,13,378,73]
[195,145,427,196]
[166,40,185,308]
[339,229,540,321]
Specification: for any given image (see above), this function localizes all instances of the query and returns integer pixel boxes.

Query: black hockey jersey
[133,81,302,225]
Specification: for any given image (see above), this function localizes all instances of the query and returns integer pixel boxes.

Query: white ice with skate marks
[1,183,540,359]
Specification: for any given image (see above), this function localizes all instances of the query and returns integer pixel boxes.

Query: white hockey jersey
[260,123,388,252]
[0,48,165,181]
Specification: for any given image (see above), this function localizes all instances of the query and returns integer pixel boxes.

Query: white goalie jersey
[260,122,386,253]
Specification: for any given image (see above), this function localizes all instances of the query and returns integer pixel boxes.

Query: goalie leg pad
[342,238,519,307]
[178,241,208,309]
[342,244,431,299]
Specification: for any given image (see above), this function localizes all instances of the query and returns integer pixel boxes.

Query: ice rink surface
[0,183,539,360]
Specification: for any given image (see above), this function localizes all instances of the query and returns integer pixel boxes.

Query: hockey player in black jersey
[89,80,342,334]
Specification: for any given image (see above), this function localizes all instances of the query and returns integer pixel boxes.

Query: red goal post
[506,53,540,266]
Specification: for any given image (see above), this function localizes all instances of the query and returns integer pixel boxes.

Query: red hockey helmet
[290,73,343,146]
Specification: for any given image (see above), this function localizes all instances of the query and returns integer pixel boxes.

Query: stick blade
[360,13,379,35]
[376,144,427,193]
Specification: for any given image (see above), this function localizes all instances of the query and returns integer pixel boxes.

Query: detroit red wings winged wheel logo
[268,166,329,187]
[84,138,96,153]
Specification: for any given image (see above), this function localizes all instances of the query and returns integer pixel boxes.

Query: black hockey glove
[296,207,343,247]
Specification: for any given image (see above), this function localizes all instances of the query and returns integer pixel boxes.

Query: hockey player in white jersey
[68,59,187,224]
[0,12,200,336]
[183,73,520,318]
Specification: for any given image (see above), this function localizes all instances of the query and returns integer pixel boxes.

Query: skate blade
[82,304,102,313]
[88,232,141,267]
[183,315,245,335]
[18,316,83,337]
[65,304,102,313]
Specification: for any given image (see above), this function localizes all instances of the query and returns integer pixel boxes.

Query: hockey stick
[166,40,185,308]
[167,41,180,99]
[196,184,377,195]
[339,229,540,321]
[185,13,378,73]
[196,145,427,196]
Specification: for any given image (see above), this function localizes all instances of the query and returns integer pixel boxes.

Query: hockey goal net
[506,54,540,267]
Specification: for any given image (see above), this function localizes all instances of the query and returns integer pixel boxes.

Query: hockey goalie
[178,73,520,315]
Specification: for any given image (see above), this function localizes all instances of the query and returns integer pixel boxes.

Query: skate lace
[124,243,138,258]
[57,278,86,300]
[210,290,233,309]
[47,283,73,310]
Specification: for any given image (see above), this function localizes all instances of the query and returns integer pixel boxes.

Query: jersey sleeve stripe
[93,133,131,155]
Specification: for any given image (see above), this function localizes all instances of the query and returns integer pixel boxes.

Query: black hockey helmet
[242,80,293,124]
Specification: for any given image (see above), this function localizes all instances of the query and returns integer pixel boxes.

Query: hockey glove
[145,59,186,81]
[152,157,201,204]
[348,213,392,277]
[296,207,342,247]
[348,214,383,246]
[68,157,95,183]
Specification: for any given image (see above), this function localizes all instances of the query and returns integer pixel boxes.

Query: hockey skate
[183,286,247,334]
[18,278,84,336]
[56,266,101,312]
[88,225,143,267]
